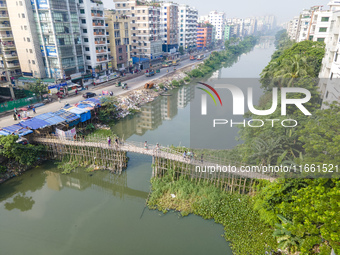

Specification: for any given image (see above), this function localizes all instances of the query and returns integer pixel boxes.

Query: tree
[28,79,48,99]
[178,46,184,55]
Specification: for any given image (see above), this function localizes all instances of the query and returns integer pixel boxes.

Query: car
[83,92,97,98]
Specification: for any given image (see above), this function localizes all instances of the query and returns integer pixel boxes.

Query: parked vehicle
[83,92,97,98]
[190,55,196,60]
[196,54,205,60]
[145,69,155,77]
[172,59,180,66]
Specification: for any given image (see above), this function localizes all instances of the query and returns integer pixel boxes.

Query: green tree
[178,46,184,55]
[28,79,48,99]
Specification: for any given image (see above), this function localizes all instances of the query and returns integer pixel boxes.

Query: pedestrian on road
[17,113,21,120]
[107,136,111,146]
[32,107,36,114]
[14,108,17,114]
[13,113,17,121]
[58,97,61,103]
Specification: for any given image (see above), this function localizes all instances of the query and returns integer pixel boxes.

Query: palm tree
[274,55,310,87]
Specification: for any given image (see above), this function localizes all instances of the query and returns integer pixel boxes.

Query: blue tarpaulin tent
[1,124,33,137]
[65,107,91,122]
[34,112,67,126]
[53,110,80,127]
[20,118,50,130]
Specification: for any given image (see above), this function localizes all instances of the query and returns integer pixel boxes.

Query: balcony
[0,3,7,9]
[92,22,104,27]
[95,40,105,44]
[96,58,108,62]
[0,24,10,31]
[96,49,106,53]
[1,42,15,49]
[0,33,12,40]
[7,63,20,68]
[3,53,17,59]
[0,14,9,20]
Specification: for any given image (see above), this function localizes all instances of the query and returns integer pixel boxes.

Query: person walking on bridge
[107,136,111,147]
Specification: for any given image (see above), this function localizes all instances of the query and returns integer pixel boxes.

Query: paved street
[0,52,214,128]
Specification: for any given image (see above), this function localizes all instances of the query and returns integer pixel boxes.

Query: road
[0,50,215,128]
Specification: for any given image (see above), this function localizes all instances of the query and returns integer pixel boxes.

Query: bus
[172,59,181,66]
[196,54,205,60]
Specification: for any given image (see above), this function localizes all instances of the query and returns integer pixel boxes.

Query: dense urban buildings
[287,0,340,107]
[196,23,213,49]
[160,2,179,53]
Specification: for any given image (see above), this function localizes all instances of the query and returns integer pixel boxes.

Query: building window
[27,37,30,42]
[86,56,90,60]
[19,1,23,6]
[29,49,33,53]
[81,19,86,24]
[83,29,87,33]
[319,27,327,32]
[32,60,35,65]
[21,13,25,18]
[85,47,89,51]
[317,38,325,42]
[79,0,83,3]
[321,17,329,22]
[84,38,88,42]
[118,48,123,53]
[80,9,85,14]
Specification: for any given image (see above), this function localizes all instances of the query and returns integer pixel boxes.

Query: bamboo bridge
[33,135,277,194]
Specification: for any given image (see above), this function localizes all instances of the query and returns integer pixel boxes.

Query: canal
[0,37,275,255]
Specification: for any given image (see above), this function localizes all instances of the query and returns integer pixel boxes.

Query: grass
[148,169,277,255]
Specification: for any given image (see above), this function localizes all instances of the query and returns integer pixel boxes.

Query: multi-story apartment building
[208,11,225,40]
[197,23,213,49]
[160,2,178,53]
[307,7,333,43]
[7,0,85,79]
[79,0,110,75]
[113,0,162,69]
[287,16,299,41]
[105,10,131,71]
[0,0,21,83]
[178,4,198,52]
[224,25,232,40]
[317,1,340,107]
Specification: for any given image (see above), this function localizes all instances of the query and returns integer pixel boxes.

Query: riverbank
[147,170,277,255]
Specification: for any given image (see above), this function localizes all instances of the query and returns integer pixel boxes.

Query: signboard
[37,0,48,9]
[92,68,96,78]
[46,46,57,57]
[108,62,112,70]
[48,82,67,90]
[101,63,106,70]
[41,46,57,57]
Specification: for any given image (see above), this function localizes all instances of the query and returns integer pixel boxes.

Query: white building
[317,1,340,107]
[79,0,110,74]
[198,15,208,23]
[208,11,226,40]
[178,4,198,51]
[160,2,179,53]
[287,16,299,41]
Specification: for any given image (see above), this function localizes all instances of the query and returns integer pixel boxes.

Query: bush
[172,80,180,87]
[184,76,190,82]
[179,79,184,85]
[190,69,203,77]
[158,83,164,89]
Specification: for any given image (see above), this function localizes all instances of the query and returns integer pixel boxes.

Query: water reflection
[112,85,194,139]
[4,194,35,212]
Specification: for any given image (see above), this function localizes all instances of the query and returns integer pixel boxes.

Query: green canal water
[0,37,275,255]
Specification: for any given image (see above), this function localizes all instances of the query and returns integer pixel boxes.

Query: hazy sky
[102,0,330,24]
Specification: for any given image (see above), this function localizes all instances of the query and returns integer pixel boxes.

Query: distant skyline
[102,0,330,24]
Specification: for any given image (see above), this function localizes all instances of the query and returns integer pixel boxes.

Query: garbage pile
[116,90,159,119]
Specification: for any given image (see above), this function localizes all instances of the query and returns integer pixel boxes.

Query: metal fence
[0,96,42,113]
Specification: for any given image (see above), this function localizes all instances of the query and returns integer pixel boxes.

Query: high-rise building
[0,0,21,83]
[197,23,213,49]
[178,4,198,52]
[79,0,110,75]
[287,16,299,41]
[208,11,225,40]
[7,0,85,79]
[105,9,131,71]
[113,0,162,68]
[160,2,178,53]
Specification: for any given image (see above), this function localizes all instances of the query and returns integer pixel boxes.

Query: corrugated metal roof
[19,118,50,130]
[53,110,80,123]
[1,124,33,137]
